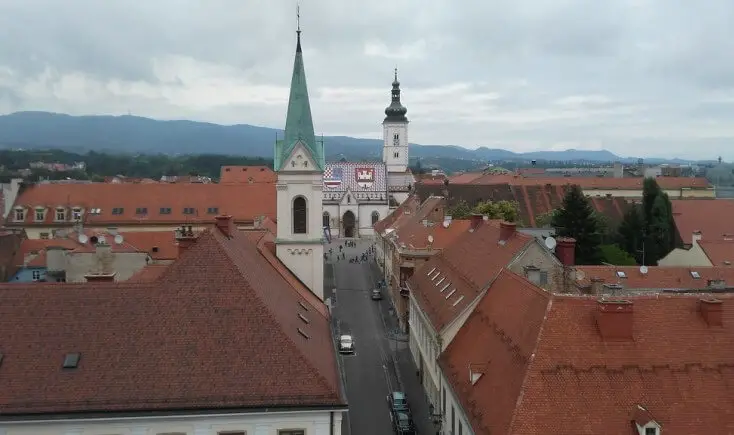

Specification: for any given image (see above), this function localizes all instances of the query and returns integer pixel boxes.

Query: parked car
[390,410,415,435]
[371,288,382,300]
[338,334,355,354]
[387,391,410,413]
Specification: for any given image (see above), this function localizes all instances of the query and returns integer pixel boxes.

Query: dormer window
[14,208,25,222]
[71,207,82,221]
[55,208,66,221]
[183,207,196,215]
[645,428,658,435]
[34,208,45,222]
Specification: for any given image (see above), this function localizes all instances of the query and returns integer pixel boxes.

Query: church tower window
[293,196,307,234]
[371,211,380,225]
[323,211,330,227]
[393,133,399,145]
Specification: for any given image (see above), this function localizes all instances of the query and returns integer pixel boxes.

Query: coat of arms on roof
[356,167,375,189]
[324,167,343,188]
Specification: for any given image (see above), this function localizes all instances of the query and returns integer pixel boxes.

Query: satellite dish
[428,235,434,244]
[544,236,557,250]
[442,221,450,228]
[640,265,649,275]
[78,234,89,244]
[576,270,586,281]
[114,234,124,244]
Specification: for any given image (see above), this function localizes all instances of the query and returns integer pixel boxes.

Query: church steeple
[274,16,324,171]
[384,68,408,123]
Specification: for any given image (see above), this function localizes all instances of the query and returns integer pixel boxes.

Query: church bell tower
[383,68,409,174]
[273,19,325,300]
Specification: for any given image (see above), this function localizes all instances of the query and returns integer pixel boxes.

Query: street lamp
[428,403,443,435]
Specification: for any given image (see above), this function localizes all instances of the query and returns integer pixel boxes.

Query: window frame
[34,208,45,221]
[14,208,24,222]
[55,208,66,221]
[293,196,307,234]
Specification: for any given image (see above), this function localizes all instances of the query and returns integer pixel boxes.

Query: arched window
[323,211,330,227]
[371,211,380,226]
[293,197,307,234]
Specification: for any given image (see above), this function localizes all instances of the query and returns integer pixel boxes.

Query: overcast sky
[0,0,733,160]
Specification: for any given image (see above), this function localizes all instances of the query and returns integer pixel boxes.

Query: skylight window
[298,313,310,324]
[427,267,436,276]
[431,271,441,280]
[298,301,309,311]
[452,295,465,307]
[297,328,310,339]
[691,271,701,279]
[436,277,446,286]
[445,288,457,299]
[0,352,3,367]
[62,352,80,369]
[441,282,451,292]
[616,271,627,278]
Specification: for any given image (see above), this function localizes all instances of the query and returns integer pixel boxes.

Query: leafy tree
[600,244,637,266]
[617,206,644,263]
[535,210,557,228]
[445,200,472,219]
[472,200,520,222]
[551,184,603,265]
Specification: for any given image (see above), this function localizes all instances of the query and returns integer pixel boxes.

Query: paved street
[325,238,435,435]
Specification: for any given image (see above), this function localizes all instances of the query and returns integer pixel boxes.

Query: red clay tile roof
[455,173,712,190]
[441,269,734,434]
[126,264,169,282]
[574,265,734,289]
[389,197,472,251]
[671,199,734,244]
[0,223,343,415]
[8,182,276,226]
[119,231,180,260]
[220,166,277,184]
[11,238,80,269]
[408,220,533,331]
[699,239,734,266]
[374,193,421,235]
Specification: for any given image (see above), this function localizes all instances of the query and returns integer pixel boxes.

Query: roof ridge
[212,230,339,396]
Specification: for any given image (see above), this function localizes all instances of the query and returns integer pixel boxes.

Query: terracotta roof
[671,199,734,244]
[219,166,277,184]
[408,220,533,331]
[374,193,421,235]
[457,174,712,190]
[126,264,169,282]
[119,231,180,261]
[0,221,343,416]
[441,269,734,434]
[574,265,734,290]
[8,183,276,226]
[11,238,80,270]
[389,197,472,251]
[699,239,734,266]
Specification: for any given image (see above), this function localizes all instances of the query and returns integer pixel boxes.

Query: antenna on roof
[114,234,124,245]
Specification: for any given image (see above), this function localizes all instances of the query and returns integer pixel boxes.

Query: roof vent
[298,301,309,311]
[700,298,723,327]
[63,352,81,369]
[298,313,310,324]
[297,328,310,339]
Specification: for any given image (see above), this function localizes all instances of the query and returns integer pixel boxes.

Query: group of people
[324,239,377,265]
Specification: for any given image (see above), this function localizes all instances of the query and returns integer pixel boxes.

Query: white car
[339,335,355,354]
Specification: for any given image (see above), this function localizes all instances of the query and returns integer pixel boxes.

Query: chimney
[555,237,576,266]
[469,213,483,231]
[84,272,116,283]
[700,298,723,327]
[590,277,605,295]
[215,214,234,237]
[499,221,516,241]
[596,299,634,340]
[175,225,197,255]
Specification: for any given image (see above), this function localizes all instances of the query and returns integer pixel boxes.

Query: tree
[617,206,644,263]
[446,200,472,219]
[600,244,637,266]
[551,185,603,265]
[473,200,520,222]
[535,210,557,228]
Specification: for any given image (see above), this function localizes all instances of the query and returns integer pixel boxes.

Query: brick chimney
[84,272,116,283]
[215,215,234,237]
[175,225,197,255]
[469,213,483,231]
[596,299,634,340]
[499,221,516,241]
[555,237,576,266]
[700,298,723,327]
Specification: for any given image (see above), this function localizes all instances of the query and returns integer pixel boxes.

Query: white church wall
[358,204,390,237]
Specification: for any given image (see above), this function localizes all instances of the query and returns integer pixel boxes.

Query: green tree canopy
[446,200,520,222]
[551,184,603,265]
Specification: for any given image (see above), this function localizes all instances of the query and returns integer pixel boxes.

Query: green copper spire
[274,26,325,171]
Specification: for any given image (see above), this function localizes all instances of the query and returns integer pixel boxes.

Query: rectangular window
[207,207,219,214]
[112,207,124,215]
[32,270,41,280]
[35,209,45,221]
[452,406,456,434]
[217,431,245,435]
[442,387,446,414]
[14,209,24,221]
[459,422,463,435]
[183,207,196,215]
[55,209,66,221]
[40,232,49,240]
[160,207,172,214]
[539,271,548,285]
[71,208,82,221]
[135,207,148,215]
[278,431,305,435]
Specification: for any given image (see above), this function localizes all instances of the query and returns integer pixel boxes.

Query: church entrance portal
[342,211,356,238]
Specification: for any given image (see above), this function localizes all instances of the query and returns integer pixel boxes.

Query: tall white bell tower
[383,68,409,174]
